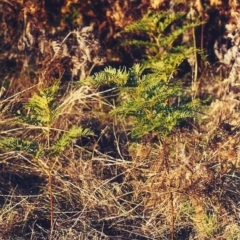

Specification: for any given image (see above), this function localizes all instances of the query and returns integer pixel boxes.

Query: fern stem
[49,173,54,240]
[170,192,175,240]
[192,26,198,99]
[163,142,175,240]
[199,8,205,93]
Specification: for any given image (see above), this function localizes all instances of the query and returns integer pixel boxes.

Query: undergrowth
[0,8,239,240]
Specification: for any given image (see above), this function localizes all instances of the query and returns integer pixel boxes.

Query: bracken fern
[87,11,202,139]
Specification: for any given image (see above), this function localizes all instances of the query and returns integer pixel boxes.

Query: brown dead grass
[0,80,240,239]
[0,1,240,239]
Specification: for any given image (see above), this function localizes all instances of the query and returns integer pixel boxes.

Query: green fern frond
[131,63,146,76]
[122,40,158,49]
[123,11,184,35]
[91,10,203,139]
[123,10,203,58]
[81,67,126,87]
[129,104,198,138]
[160,21,202,48]
[109,66,200,138]
[90,66,128,86]
[51,125,93,154]
[0,136,39,155]
[22,83,60,126]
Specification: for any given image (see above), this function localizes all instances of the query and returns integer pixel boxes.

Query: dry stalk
[162,142,175,240]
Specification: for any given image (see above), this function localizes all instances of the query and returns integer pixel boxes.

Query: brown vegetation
[0,0,240,239]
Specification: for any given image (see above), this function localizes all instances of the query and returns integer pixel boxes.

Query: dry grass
[0,78,240,239]
[0,19,239,240]
[0,1,239,239]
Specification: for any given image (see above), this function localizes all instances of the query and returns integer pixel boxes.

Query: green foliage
[22,82,60,126]
[88,11,202,138]
[0,137,39,155]
[148,46,196,80]
[51,125,93,155]
[123,11,181,36]
[0,83,93,157]
[89,66,129,86]
[122,10,203,55]
[63,6,79,22]
[90,64,199,138]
